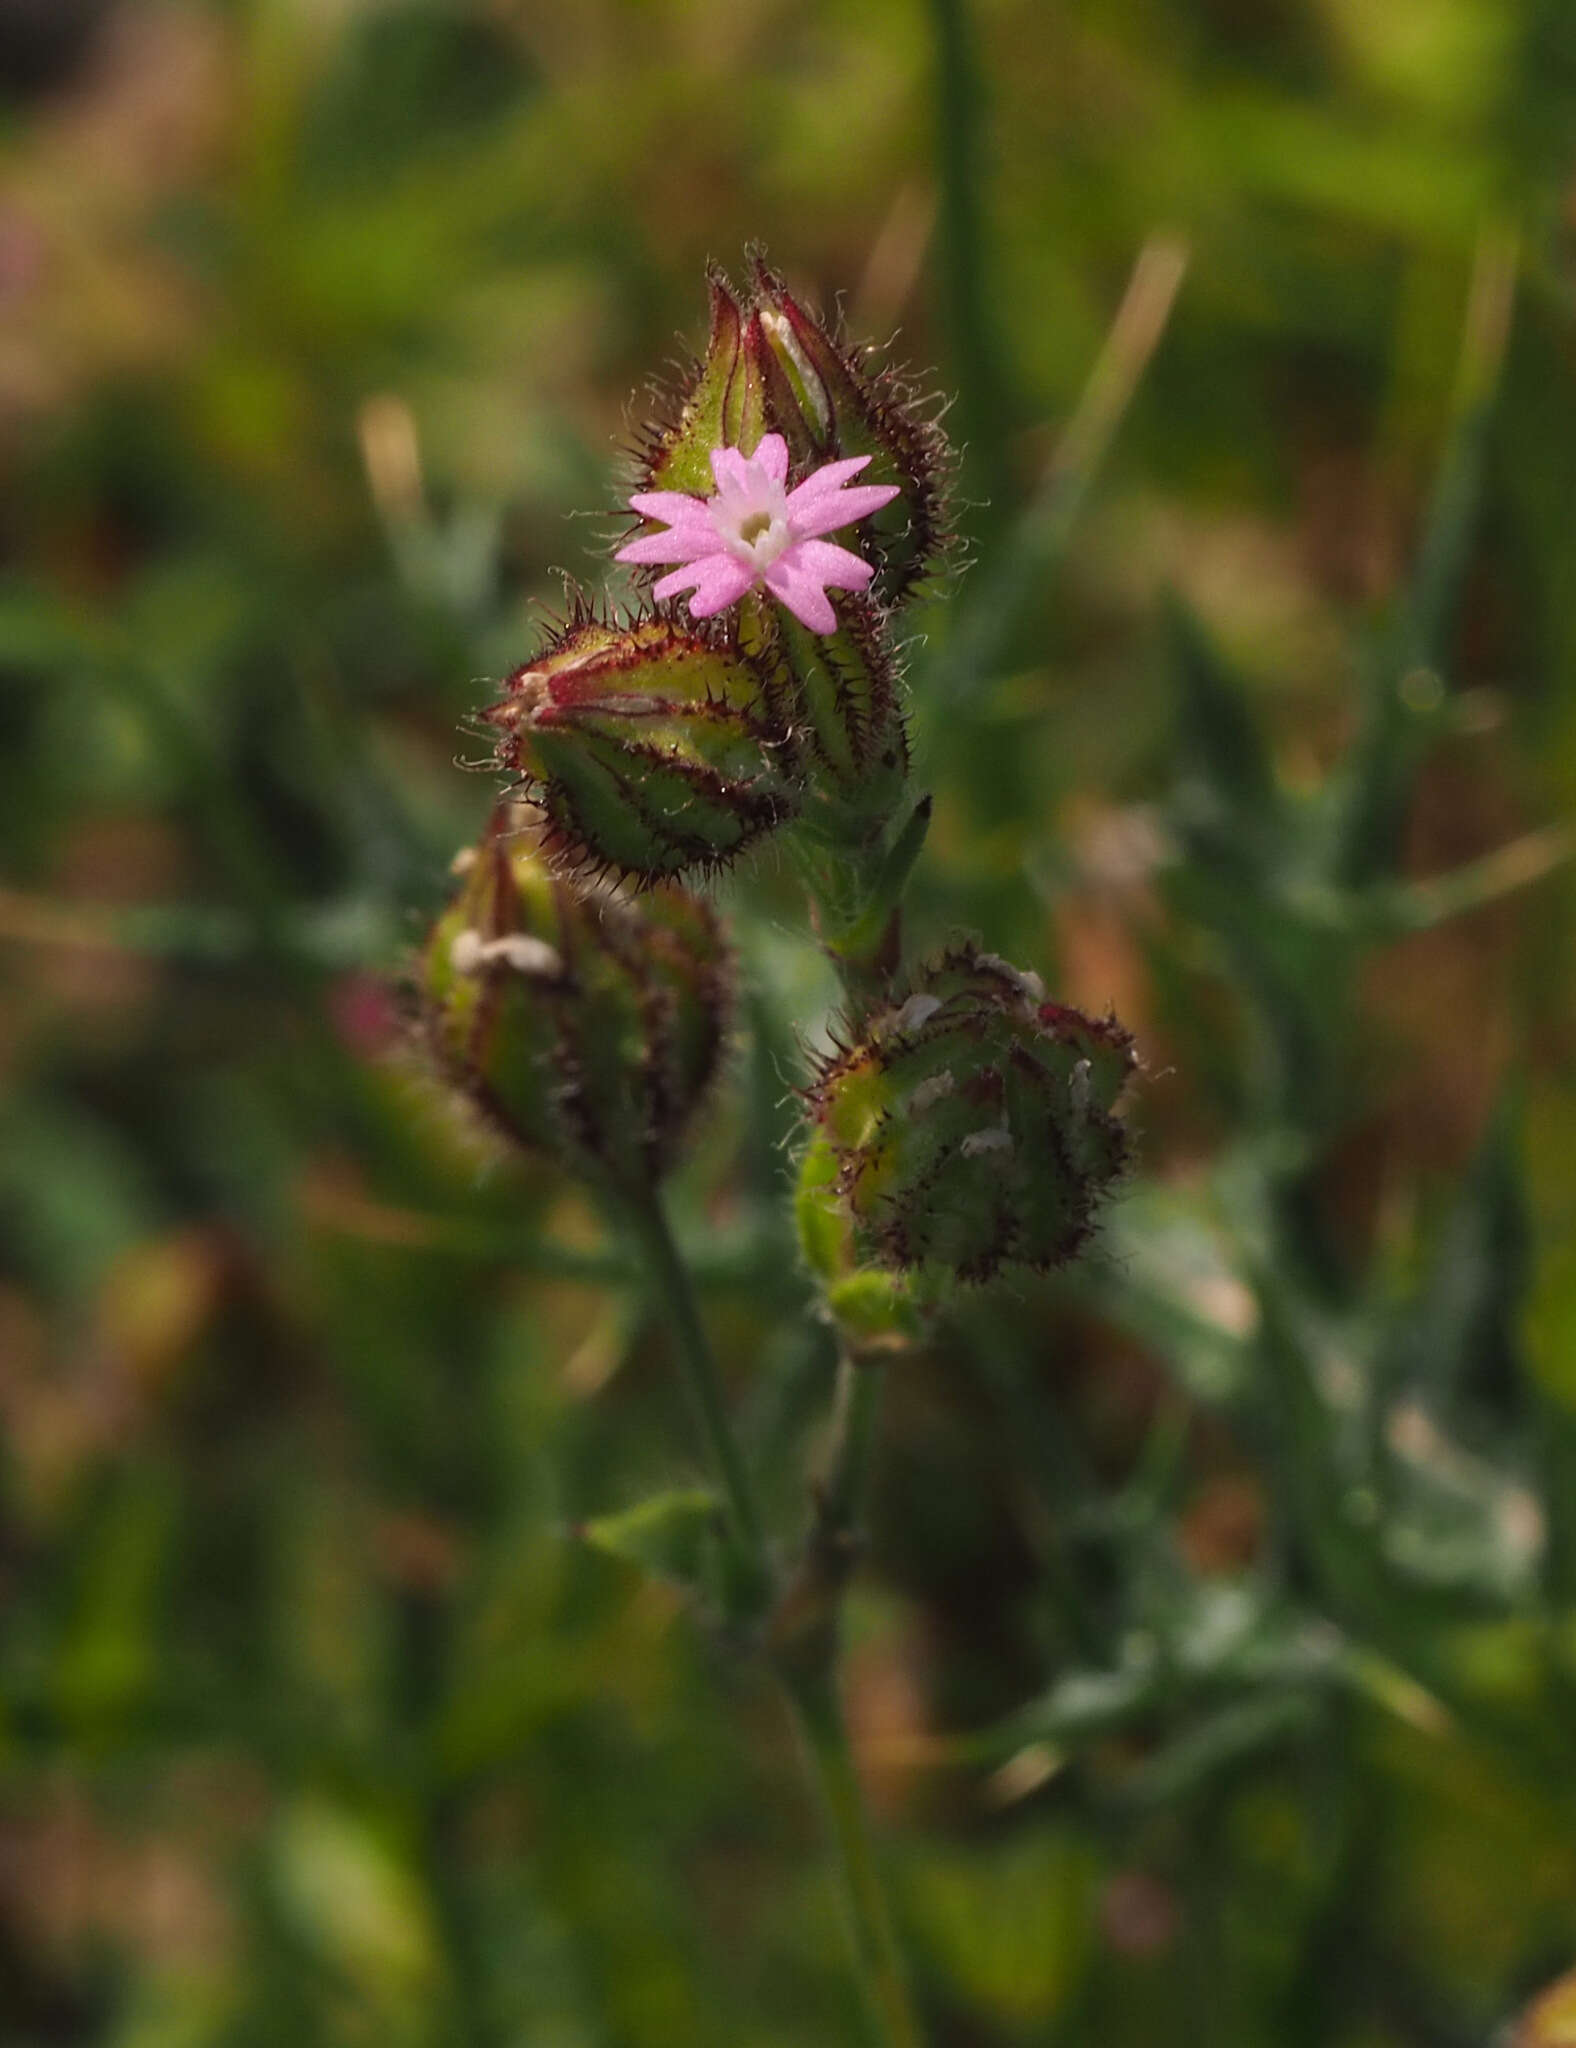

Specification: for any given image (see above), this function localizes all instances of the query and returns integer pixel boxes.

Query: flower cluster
[416,256,1135,1296]
[403,259,1137,2048]
[481,259,945,891]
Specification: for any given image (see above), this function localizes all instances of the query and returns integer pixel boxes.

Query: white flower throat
[716,481,792,569]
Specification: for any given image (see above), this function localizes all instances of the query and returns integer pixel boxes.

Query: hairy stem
[626,1192,923,2043]
[624,1187,772,1612]
[782,1660,924,2048]
[820,1351,885,1549]
[772,1352,886,1671]
[772,1353,924,2048]
[778,783,921,2042]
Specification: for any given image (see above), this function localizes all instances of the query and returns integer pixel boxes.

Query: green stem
[813,796,934,1017]
[781,1661,925,2048]
[776,746,924,2042]
[772,1352,887,1668]
[820,1351,884,1545]
[626,1206,924,2042]
[424,1794,496,2048]
[624,1187,772,1610]
[1332,227,1516,889]
[786,822,905,1022]
[771,1354,925,2048]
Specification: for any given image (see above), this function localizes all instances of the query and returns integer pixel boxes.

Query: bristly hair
[472,603,800,895]
[621,251,958,606]
[745,248,958,604]
[800,938,1137,1284]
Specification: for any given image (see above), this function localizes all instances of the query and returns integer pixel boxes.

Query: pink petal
[628,490,712,526]
[764,538,875,632]
[709,446,751,495]
[616,524,720,566]
[654,551,757,617]
[783,455,873,513]
[786,538,877,591]
[763,557,836,632]
[750,432,788,484]
[787,481,902,541]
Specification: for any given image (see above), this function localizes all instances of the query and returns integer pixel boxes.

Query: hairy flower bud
[748,256,948,604]
[637,256,949,606]
[421,807,732,1192]
[803,945,1136,1282]
[483,607,797,883]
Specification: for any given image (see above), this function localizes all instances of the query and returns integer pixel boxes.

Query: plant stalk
[781,1659,925,2048]
[626,1199,923,2045]
[624,1187,772,1610]
[820,1350,885,1547]
[770,1351,925,2048]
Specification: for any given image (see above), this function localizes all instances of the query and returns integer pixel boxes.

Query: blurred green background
[4,0,1576,2042]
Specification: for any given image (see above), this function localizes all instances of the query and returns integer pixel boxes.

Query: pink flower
[615,432,900,635]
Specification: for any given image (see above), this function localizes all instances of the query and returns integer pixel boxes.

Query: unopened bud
[804,945,1136,1281]
[749,255,948,604]
[483,609,797,883]
[421,808,733,1191]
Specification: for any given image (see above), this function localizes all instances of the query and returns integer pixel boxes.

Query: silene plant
[415,255,1137,2045]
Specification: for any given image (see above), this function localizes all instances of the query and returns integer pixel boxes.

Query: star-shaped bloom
[615,433,900,634]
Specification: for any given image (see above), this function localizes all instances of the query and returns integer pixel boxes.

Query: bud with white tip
[420,805,734,1192]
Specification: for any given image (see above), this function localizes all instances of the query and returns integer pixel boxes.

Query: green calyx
[802,944,1137,1283]
[737,592,908,827]
[731,590,916,998]
[420,806,733,1193]
[484,607,798,885]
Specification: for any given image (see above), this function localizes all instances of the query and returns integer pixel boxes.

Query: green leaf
[579,1489,725,1596]
[1329,231,1515,890]
[979,1661,1160,1764]
[1121,1690,1323,1808]
[1166,594,1278,836]
[1401,1090,1529,1410]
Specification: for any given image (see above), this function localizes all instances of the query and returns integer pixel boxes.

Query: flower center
[716,489,791,569]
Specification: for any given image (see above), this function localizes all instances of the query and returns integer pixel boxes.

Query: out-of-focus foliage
[3,1,1576,2043]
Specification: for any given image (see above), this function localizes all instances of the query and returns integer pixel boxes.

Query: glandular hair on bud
[483,606,799,885]
[420,805,733,1193]
[805,944,1137,1283]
